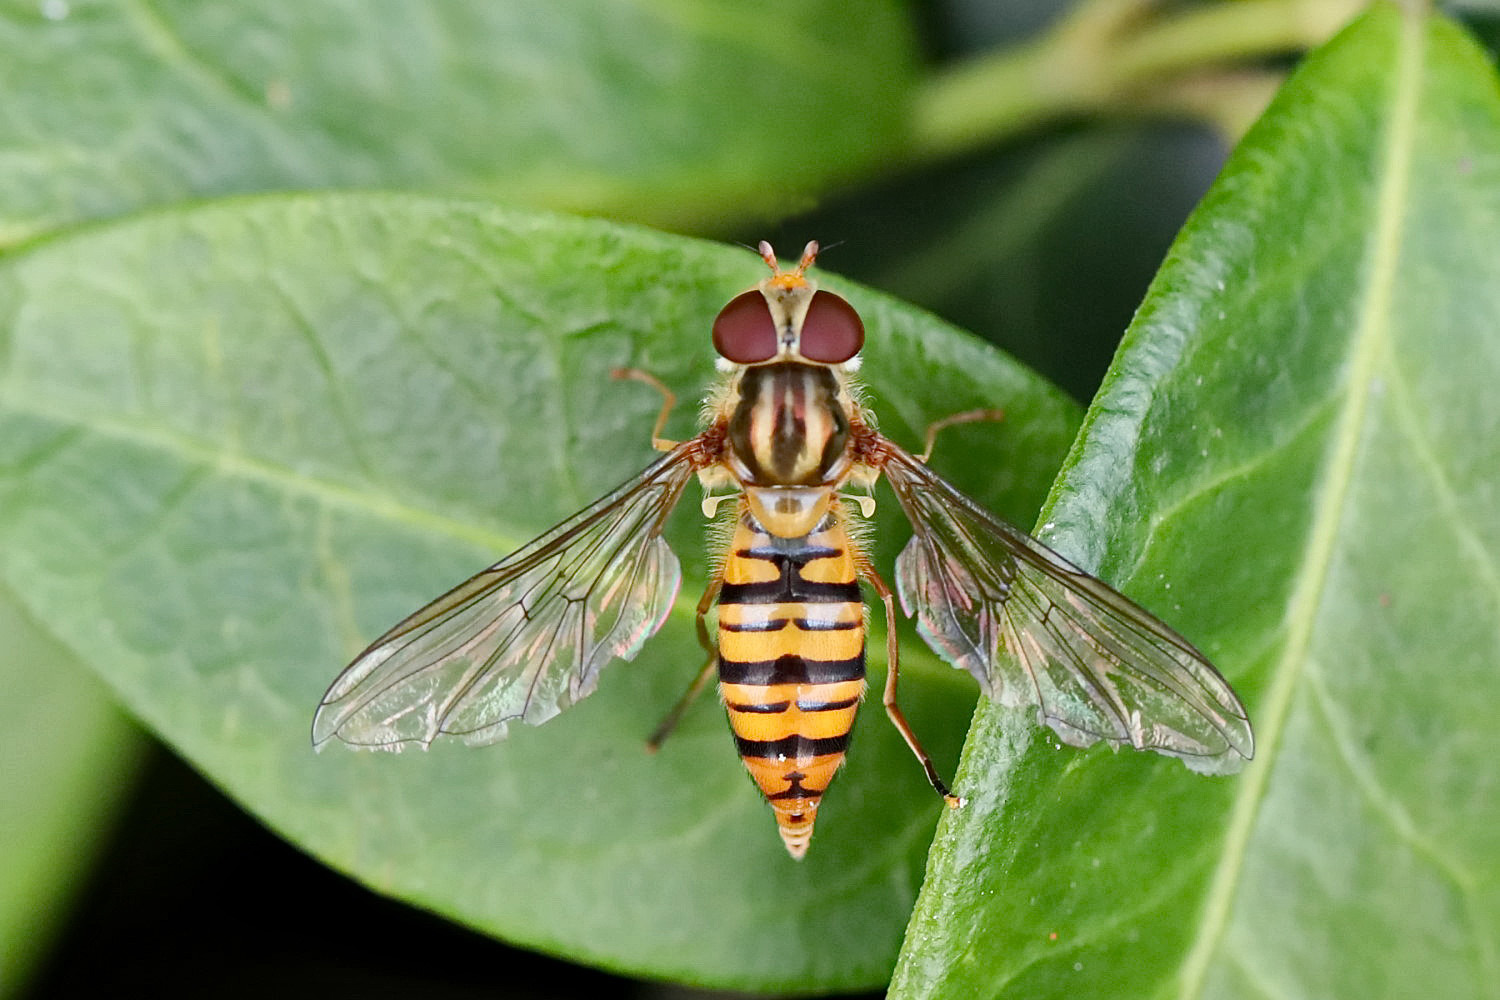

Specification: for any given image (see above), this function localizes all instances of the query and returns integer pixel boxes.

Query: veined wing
[879,440,1253,774]
[313,443,700,751]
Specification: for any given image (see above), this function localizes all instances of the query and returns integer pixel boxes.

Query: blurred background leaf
[0,0,916,242]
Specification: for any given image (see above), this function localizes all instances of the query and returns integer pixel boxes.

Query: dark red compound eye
[712,289,779,363]
[798,290,864,363]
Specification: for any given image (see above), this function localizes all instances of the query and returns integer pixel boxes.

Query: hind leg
[853,544,962,807]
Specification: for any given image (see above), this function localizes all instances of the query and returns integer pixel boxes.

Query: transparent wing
[879,440,1253,774]
[312,444,700,751]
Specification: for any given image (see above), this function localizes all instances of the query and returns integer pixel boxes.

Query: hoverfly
[313,241,1253,858]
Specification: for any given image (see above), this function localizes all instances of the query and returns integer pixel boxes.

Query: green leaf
[0,585,141,994]
[0,199,1080,991]
[891,5,1500,998]
[0,0,915,245]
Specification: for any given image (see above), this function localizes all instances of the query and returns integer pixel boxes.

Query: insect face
[711,240,865,366]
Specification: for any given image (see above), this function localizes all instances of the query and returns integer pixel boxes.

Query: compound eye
[798,290,864,363]
[712,290,778,363]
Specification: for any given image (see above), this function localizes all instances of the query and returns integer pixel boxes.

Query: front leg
[613,367,682,452]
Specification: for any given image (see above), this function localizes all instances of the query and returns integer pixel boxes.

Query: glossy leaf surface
[891,6,1500,998]
[0,201,1080,990]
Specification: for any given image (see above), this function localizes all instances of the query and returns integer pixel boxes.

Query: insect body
[717,512,865,856]
[314,241,1254,858]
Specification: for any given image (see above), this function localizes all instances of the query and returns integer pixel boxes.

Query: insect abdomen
[717,511,866,858]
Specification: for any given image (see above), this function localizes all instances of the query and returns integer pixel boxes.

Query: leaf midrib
[1175,9,1425,997]
[4,396,522,554]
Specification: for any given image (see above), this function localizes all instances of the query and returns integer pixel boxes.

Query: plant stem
[909,0,1365,162]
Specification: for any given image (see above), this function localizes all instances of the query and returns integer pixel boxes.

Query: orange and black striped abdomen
[717,512,866,858]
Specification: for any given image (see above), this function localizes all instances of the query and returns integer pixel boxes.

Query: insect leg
[612,367,681,452]
[919,408,1006,463]
[857,553,963,808]
[646,573,723,750]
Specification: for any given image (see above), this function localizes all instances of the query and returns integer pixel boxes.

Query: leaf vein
[1302,655,1472,888]
[1383,358,1500,615]
[1302,655,1499,995]
[6,398,516,553]
[440,240,589,510]
[1133,392,1340,577]
[264,274,382,485]
[126,0,273,116]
